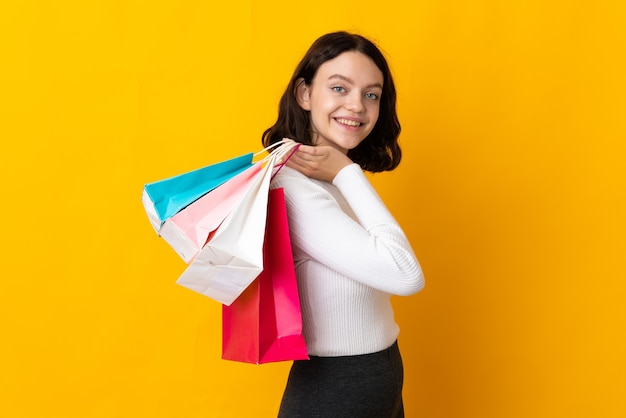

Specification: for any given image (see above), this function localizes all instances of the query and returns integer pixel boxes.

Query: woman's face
[297,51,383,154]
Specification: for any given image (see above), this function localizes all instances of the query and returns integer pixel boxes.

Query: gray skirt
[278,341,404,418]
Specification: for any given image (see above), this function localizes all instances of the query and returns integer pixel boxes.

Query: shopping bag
[174,150,280,305]
[150,141,298,264]
[142,152,254,232]
[158,161,264,263]
[222,188,308,364]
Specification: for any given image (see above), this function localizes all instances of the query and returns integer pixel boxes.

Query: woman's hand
[285,144,353,183]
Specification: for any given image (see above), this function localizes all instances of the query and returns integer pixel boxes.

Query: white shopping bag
[175,142,295,305]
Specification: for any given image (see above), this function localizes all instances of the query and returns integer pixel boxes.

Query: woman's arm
[276,147,424,296]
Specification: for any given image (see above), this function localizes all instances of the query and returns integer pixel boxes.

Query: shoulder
[271,166,339,207]
[271,166,324,193]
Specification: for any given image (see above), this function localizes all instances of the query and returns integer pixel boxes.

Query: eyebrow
[328,74,383,90]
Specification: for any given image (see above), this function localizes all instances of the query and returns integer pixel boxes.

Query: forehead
[315,51,383,86]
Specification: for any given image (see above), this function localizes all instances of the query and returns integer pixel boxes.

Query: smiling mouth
[335,118,362,127]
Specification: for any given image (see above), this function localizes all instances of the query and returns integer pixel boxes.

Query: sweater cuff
[332,163,364,187]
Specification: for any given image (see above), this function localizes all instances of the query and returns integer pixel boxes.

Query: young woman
[263,31,425,418]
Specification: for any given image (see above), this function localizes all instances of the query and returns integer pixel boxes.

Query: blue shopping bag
[143,152,253,231]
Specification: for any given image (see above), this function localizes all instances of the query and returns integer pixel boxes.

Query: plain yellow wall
[1,1,625,417]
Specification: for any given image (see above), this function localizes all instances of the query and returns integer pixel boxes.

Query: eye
[365,92,379,100]
[332,86,346,93]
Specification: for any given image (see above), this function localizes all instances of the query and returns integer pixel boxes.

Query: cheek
[310,100,339,123]
[369,105,381,124]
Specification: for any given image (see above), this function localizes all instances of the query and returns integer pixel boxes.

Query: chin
[343,139,367,151]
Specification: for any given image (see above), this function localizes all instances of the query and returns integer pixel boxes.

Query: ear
[295,78,311,111]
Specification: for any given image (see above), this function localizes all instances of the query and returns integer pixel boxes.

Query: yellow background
[1,1,625,417]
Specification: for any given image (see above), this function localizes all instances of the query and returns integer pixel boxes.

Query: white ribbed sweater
[271,163,424,356]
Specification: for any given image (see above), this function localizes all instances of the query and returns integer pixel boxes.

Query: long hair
[262,31,402,172]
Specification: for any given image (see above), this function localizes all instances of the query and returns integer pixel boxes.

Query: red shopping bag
[222,188,309,364]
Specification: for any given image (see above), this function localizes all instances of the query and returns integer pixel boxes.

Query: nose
[345,92,365,113]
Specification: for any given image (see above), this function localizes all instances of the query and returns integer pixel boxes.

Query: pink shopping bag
[158,162,264,263]
[222,188,309,364]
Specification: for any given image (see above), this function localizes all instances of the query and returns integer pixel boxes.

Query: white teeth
[336,118,361,127]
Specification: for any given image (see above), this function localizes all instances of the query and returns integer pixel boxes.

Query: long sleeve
[275,164,424,296]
